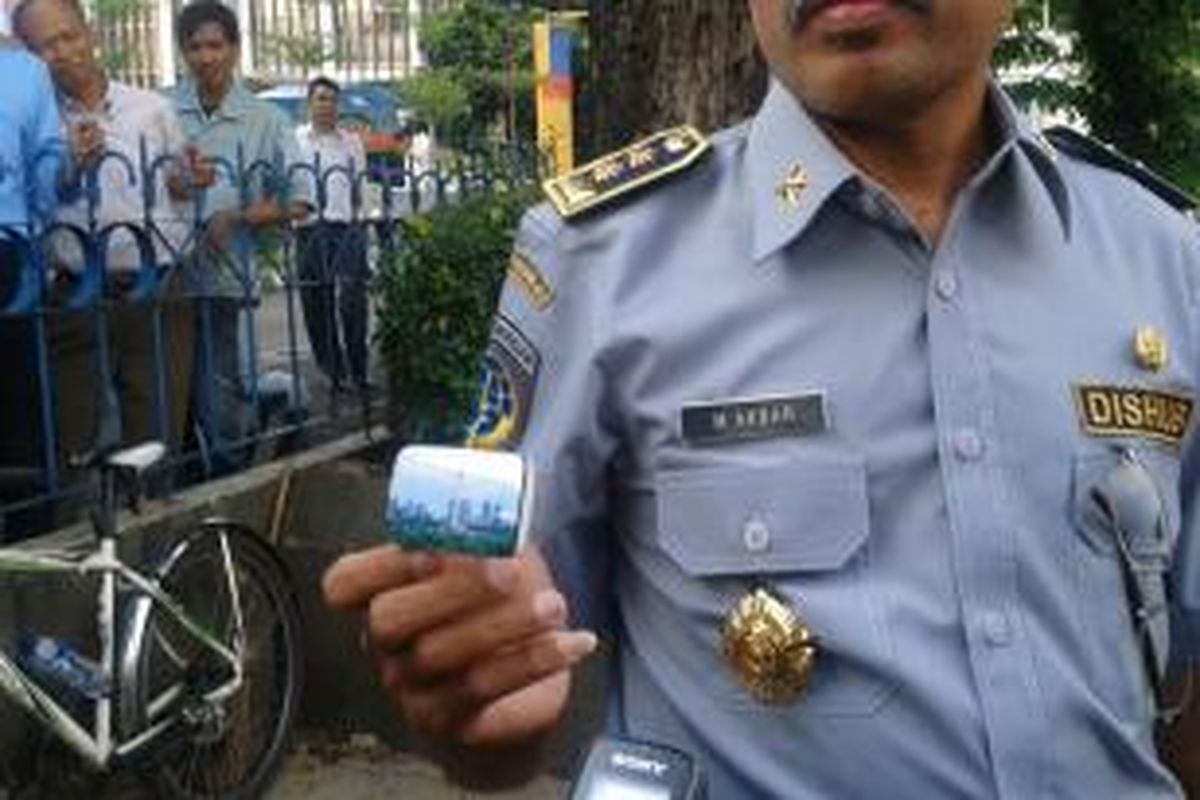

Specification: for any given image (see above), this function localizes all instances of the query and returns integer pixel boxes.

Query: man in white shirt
[15,0,194,468]
[409,121,433,175]
[294,76,371,393]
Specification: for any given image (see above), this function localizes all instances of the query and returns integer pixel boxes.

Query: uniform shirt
[52,81,188,273]
[294,122,366,225]
[0,45,63,234]
[487,80,1200,799]
[170,79,308,295]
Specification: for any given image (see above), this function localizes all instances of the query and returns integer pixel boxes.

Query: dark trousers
[0,239,45,472]
[0,238,51,537]
[296,223,369,388]
[49,273,194,467]
[191,295,254,477]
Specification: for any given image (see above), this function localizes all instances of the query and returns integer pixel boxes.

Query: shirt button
[934,271,959,301]
[953,429,985,462]
[982,612,1012,647]
[743,518,772,554]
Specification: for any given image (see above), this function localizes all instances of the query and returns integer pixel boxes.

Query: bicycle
[0,441,303,799]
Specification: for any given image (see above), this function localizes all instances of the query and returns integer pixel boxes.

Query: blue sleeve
[22,59,65,226]
[1171,234,1200,662]
[1172,440,1200,662]
[470,206,619,631]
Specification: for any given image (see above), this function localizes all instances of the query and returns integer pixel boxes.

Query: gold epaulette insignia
[543,126,710,219]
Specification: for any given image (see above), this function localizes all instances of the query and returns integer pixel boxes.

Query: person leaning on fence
[14,0,196,475]
[293,76,372,397]
[0,1,66,518]
[169,0,310,477]
[326,0,1200,797]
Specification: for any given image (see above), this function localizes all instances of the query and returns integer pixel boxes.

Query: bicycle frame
[0,529,245,771]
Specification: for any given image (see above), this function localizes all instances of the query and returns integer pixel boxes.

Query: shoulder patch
[1043,126,1197,213]
[466,315,541,451]
[543,126,710,220]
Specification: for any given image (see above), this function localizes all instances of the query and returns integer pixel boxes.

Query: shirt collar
[176,78,253,121]
[747,78,1072,262]
[748,79,859,263]
[990,82,1072,238]
[299,122,346,141]
[60,79,116,117]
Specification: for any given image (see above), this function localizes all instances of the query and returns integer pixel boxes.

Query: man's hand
[68,118,105,171]
[202,208,243,251]
[323,545,597,749]
[168,146,217,201]
[184,146,217,189]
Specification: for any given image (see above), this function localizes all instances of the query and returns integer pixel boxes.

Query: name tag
[682,392,829,446]
[1075,384,1194,447]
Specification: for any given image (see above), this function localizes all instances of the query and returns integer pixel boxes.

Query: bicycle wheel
[119,522,303,800]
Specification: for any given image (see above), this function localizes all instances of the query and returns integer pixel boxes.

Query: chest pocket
[1071,445,1181,723]
[655,451,896,716]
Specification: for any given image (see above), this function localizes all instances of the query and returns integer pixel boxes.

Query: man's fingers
[322,545,440,610]
[459,674,572,747]
[381,631,596,743]
[365,558,521,649]
[395,590,570,680]
[461,630,597,706]
[70,132,102,165]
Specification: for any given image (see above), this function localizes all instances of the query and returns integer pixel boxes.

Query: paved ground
[7,731,565,799]
[238,283,388,472]
[253,282,380,420]
[267,732,565,800]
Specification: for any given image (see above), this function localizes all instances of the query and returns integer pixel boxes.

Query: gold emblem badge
[776,163,809,209]
[507,251,555,312]
[1134,326,1169,373]
[722,587,818,705]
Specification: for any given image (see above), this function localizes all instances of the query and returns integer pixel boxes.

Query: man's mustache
[787,0,931,30]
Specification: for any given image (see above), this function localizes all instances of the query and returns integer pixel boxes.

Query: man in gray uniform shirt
[326,0,1200,796]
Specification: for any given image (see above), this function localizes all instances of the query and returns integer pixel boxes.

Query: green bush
[377,189,536,441]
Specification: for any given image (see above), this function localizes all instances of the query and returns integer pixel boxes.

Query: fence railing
[0,139,543,541]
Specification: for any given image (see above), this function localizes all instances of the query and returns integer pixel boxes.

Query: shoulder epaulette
[1043,126,1197,213]
[543,126,710,220]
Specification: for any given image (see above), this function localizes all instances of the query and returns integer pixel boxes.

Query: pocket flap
[657,455,871,576]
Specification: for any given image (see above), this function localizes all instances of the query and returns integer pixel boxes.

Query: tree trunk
[579,0,767,158]
[1071,1,1199,183]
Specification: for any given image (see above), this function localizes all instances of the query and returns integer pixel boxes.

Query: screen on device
[588,775,671,800]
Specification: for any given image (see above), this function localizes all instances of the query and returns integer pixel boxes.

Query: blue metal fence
[0,139,542,540]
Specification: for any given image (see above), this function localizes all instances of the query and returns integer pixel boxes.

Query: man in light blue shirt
[0,14,65,522]
[326,1,1200,796]
[170,0,308,475]
[0,23,61,237]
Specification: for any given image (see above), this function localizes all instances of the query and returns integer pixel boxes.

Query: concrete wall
[0,431,605,787]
